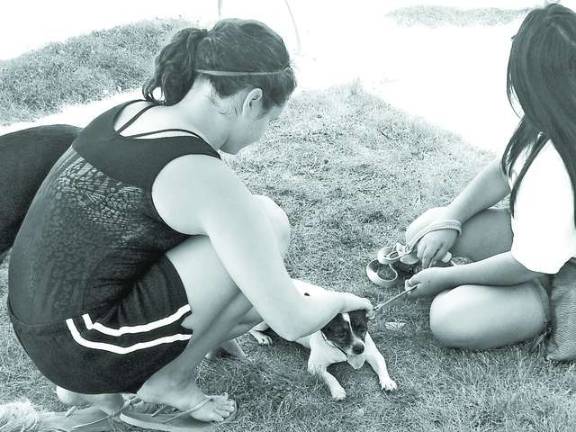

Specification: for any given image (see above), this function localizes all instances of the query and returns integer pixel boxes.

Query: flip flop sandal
[366,260,399,288]
[38,406,119,432]
[376,244,421,275]
[119,396,238,432]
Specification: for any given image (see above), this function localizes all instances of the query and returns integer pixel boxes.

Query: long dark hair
[143,19,296,110]
[501,3,576,224]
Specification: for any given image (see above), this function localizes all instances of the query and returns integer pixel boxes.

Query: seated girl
[405,4,576,355]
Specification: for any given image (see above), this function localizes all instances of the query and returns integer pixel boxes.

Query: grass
[3,84,576,431]
[387,6,529,27]
[2,20,576,432]
[0,18,189,125]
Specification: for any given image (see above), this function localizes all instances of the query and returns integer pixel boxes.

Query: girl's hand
[416,229,458,268]
[405,267,453,298]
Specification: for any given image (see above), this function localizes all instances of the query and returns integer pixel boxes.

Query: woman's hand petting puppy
[337,291,374,316]
[304,286,373,317]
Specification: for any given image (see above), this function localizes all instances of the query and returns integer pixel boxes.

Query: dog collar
[320,331,348,356]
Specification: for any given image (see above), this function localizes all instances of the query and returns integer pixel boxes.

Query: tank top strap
[125,128,203,139]
[73,101,222,192]
[115,103,158,134]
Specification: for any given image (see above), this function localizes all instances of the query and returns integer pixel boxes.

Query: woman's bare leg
[206,308,265,359]
[56,195,288,421]
[135,195,290,421]
[408,207,548,349]
[56,388,124,415]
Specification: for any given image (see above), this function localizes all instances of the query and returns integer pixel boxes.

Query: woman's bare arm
[152,155,370,340]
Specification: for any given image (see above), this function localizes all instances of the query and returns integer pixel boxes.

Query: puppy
[249,282,397,400]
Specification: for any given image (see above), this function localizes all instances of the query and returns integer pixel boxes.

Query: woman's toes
[216,406,234,416]
[221,404,235,413]
[211,413,225,422]
[190,395,235,422]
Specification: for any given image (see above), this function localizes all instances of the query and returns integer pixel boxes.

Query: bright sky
[2,0,565,153]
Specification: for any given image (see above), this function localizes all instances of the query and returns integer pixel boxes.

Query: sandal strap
[67,405,124,432]
[120,396,212,425]
[151,405,172,417]
[378,243,410,265]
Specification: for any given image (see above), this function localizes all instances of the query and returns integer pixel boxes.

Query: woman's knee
[238,307,263,327]
[182,289,253,332]
[253,195,291,255]
[406,207,445,243]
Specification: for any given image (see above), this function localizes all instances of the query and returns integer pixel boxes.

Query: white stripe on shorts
[81,304,191,337]
[66,319,191,355]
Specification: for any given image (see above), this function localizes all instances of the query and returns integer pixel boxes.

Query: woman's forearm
[444,159,511,223]
[443,252,542,287]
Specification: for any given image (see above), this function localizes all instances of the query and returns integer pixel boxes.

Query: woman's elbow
[270,321,306,342]
[274,326,302,342]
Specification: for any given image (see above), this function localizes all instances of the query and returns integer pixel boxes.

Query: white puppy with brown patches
[249,281,397,400]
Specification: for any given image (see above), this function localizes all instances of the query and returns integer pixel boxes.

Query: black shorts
[8,256,192,394]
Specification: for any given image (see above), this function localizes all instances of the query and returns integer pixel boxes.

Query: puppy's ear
[349,310,368,333]
[321,314,348,339]
[349,309,368,322]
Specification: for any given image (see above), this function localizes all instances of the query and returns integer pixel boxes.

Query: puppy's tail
[0,125,80,263]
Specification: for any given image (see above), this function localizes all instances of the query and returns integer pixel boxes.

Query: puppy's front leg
[308,361,347,400]
[365,333,397,391]
[248,322,273,345]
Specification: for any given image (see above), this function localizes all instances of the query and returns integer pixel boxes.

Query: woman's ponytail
[142,28,208,105]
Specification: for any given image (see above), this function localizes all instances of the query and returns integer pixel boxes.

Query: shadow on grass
[387,6,530,27]
[1,85,575,432]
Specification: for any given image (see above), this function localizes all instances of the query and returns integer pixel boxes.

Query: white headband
[195,66,291,77]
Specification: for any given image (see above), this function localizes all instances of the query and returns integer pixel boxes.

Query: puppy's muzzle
[352,342,365,355]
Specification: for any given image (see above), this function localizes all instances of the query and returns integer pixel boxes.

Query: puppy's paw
[380,377,398,392]
[257,334,273,345]
[250,331,273,345]
[331,387,347,401]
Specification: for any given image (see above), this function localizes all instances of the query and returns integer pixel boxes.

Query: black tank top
[8,101,221,325]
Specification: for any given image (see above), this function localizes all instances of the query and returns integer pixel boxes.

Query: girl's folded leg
[412,207,549,348]
[429,279,548,349]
